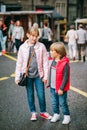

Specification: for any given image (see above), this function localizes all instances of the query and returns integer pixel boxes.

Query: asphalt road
[0,53,87,130]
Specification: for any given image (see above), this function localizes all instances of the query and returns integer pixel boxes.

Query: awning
[5,3,22,11]
[47,10,64,20]
[75,18,87,24]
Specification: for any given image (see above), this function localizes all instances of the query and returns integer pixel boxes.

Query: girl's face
[50,49,60,60]
[16,21,21,26]
[29,33,38,44]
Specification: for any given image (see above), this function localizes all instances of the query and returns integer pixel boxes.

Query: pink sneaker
[30,113,37,121]
[40,112,52,120]
[2,50,6,54]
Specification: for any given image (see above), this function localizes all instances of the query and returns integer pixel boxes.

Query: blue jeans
[15,39,21,51]
[1,36,7,51]
[26,77,46,113]
[50,88,70,115]
[0,42,2,52]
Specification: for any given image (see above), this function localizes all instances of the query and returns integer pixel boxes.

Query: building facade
[0,0,87,41]
[0,0,87,24]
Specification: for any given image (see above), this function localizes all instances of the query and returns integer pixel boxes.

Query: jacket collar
[24,40,40,50]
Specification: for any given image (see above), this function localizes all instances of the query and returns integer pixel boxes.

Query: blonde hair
[33,23,38,29]
[29,27,39,36]
[50,42,67,58]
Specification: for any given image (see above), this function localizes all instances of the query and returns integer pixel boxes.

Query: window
[69,0,77,4]
[55,2,66,17]
[68,6,77,22]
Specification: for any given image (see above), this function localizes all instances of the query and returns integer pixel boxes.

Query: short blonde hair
[50,42,67,58]
[29,27,39,36]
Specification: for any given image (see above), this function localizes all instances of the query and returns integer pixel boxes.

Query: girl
[15,27,51,121]
[49,42,71,124]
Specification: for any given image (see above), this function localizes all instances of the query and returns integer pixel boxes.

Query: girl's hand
[42,78,47,84]
[15,80,19,85]
[58,89,63,95]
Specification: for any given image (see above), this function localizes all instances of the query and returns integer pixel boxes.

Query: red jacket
[56,56,70,92]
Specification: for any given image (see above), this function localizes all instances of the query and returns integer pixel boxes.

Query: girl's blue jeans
[26,77,46,113]
[50,88,70,115]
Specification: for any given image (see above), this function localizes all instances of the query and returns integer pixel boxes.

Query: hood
[59,56,69,64]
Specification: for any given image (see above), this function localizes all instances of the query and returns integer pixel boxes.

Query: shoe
[40,112,52,120]
[30,113,37,121]
[62,115,71,124]
[51,114,60,122]
[2,50,6,54]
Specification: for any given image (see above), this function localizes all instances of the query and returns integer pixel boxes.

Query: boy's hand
[58,89,63,95]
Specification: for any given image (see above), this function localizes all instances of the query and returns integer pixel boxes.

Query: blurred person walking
[33,22,42,41]
[2,23,7,54]
[12,20,24,53]
[8,19,15,52]
[77,24,86,62]
[0,27,3,56]
[65,25,78,60]
[0,19,3,56]
[41,22,53,51]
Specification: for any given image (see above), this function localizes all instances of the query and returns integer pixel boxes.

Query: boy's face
[29,33,38,44]
[50,50,60,59]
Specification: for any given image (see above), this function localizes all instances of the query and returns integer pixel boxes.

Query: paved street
[0,51,87,130]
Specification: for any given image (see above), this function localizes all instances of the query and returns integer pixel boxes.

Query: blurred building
[0,0,87,41]
[0,0,87,23]
[67,0,87,24]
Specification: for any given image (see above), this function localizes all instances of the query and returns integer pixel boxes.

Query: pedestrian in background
[8,19,15,52]
[12,20,24,53]
[85,25,87,44]
[0,19,3,56]
[0,27,3,56]
[33,22,42,41]
[65,25,78,60]
[41,22,53,51]
[8,19,15,40]
[15,27,52,121]
[2,23,7,54]
[77,24,86,62]
[48,42,71,124]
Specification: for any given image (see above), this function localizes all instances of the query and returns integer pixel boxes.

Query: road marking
[70,86,87,98]
[3,54,17,61]
[10,73,15,77]
[0,77,9,81]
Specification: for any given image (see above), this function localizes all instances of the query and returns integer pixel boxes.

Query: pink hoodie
[15,40,49,82]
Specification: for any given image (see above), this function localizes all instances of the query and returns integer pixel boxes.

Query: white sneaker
[0,52,2,56]
[51,114,60,122]
[62,115,71,124]
[30,113,37,121]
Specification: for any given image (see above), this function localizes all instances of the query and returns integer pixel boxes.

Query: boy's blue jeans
[26,77,46,113]
[50,88,70,115]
